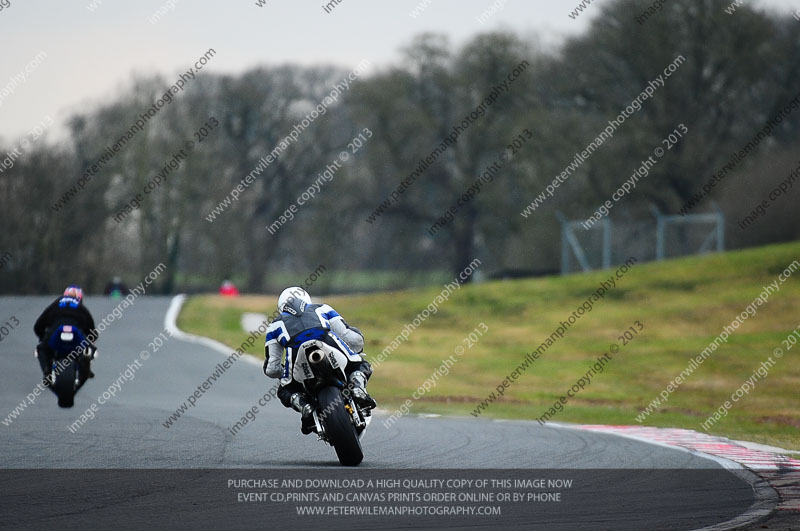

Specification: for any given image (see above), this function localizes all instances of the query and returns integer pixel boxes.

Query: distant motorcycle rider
[33,286,97,384]
[263,287,376,434]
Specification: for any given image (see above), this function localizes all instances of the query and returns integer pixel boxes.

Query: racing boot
[80,349,95,379]
[348,371,377,410]
[35,346,54,386]
[290,393,316,435]
[81,359,95,379]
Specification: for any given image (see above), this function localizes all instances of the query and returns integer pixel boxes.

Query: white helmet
[277,286,311,312]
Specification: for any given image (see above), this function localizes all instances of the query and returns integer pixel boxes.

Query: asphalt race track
[0,296,780,530]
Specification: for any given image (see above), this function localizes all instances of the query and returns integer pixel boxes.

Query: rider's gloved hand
[346,326,364,353]
[263,356,282,378]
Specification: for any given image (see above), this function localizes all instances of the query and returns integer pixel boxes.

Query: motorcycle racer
[263,287,376,434]
[33,285,98,384]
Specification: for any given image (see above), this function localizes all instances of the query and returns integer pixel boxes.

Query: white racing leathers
[264,302,365,388]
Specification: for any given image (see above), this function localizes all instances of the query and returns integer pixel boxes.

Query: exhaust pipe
[308,349,325,364]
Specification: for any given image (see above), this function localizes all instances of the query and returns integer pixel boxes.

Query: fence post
[650,205,665,261]
[712,201,725,253]
[602,218,612,269]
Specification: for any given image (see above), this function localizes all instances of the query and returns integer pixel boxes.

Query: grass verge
[178,242,800,450]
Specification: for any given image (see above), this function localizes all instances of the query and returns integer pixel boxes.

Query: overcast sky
[0,0,797,141]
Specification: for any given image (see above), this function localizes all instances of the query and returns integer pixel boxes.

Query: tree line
[1,0,798,294]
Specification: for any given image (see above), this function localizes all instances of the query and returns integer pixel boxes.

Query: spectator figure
[103,276,130,298]
[219,279,240,297]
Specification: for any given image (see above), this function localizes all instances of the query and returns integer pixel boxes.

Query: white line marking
[164,295,260,367]
[241,312,268,333]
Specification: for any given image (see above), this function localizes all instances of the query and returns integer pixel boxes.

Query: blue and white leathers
[265,301,364,386]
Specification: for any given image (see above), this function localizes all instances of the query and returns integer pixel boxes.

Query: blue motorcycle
[37,324,92,408]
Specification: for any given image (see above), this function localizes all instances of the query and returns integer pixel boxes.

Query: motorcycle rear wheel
[318,386,363,466]
[53,362,77,408]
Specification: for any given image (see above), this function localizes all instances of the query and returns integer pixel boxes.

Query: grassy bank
[178,242,800,450]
